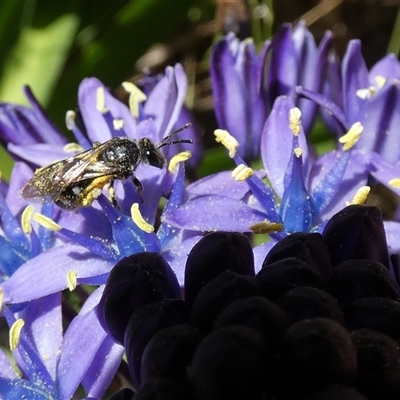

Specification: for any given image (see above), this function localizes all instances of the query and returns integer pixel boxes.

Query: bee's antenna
[158,123,193,148]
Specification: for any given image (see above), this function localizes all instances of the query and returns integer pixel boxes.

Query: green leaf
[0,12,79,106]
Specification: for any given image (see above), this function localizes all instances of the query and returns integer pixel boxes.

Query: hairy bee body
[21,130,190,210]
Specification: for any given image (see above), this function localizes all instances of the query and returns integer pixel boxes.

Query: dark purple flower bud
[189,326,268,400]
[352,329,400,400]
[256,257,325,300]
[124,299,189,389]
[141,324,201,385]
[106,388,136,400]
[262,232,332,279]
[276,318,357,397]
[97,252,181,345]
[322,205,390,269]
[214,296,290,343]
[305,384,367,400]
[327,259,398,308]
[184,232,254,306]
[190,271,262,333]
[344,297,400,344]
[276,286,344,325]
[135,377,190,400]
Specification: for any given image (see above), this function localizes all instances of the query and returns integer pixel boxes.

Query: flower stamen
[168,151,192,173]
[9,319,24,351]
[96,87,108,114]
[348,186,370,205]
[130,203,154,233]
[64,143,84,153]
[289,107,302,136]
[214,129,239,158]
[67,270,78,291]
[21,205,34,234]
[232,164,254,181]
[249,220,283,234]
[389,178,400,188]
[122,82,147,118]
[339,122,363,151]
[32,213,61,231]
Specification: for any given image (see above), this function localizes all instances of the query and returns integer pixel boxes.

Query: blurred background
[0,0,399,179]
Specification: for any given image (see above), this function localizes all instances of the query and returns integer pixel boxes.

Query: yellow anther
[122,82,147,118]
[294,147,303,158]
[168,151,192,173]
[21,205,35,234]
[64,143,84,153]
[67,270,78,291]
[349,186,370,205]
[9,319,25,351]
[389,178,400,188]
[356,86,376,99]
[131,203,154,233]
[113,119,124,130]
[96,87,108,113]
[65,110,76,130]
[214,129,239,158]
[289,107,302,136]
[249,221,284,234]
[0,288,3,313]
[232,164,254,181]
[375,75,386,89]
[32,213,61,231]
[339,122,363,151]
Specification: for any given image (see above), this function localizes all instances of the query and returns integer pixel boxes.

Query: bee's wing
[21,139,130,201]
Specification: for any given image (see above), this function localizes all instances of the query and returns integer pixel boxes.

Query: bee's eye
[139,138,165,168]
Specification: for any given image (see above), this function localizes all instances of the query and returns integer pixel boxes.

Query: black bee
[21,124,192,210]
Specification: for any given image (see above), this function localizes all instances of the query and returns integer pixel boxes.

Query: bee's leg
[132,176,143,203]
[108,180,119,208]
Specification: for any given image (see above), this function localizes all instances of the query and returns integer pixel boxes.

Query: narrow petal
[56,296,108,399]
[341,40,369,123]
[144,64,187,141]
[22,294,62,381]
[1,244,113,303]
[78,78,137,143]
[163,195,267,232]
[82,337,124,399]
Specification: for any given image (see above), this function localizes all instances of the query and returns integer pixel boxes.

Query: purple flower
[211,21,332,161]
[0,289,124,399]
[164,96,370,270]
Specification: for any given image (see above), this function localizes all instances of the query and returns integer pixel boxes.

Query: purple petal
[8,143,68,167]
[0,377,50,400]
[267,24,297,102]
[163,195,267,232]
[308,150,369,221]
[186,170,252,200]
[1,244,113,303]
[0,350,17,379]
[210,35,248,156]
[367,152,400,196]
[23,86,66,145]
[56,290,108,399]
[369,54,400,85]
[356,81,400,162]
[341,40,369,123]
[78,78,136,143]
[82,337,124,399]
[384,221,400,253]
[144,64,187,141]
[22,294,62,381]
[261,96,308,197]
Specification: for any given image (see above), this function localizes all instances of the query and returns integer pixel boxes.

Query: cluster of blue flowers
[0,21,400,399]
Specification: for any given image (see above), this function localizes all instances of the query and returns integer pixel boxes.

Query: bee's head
[138,138,166,168]
[138,123,193,169]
